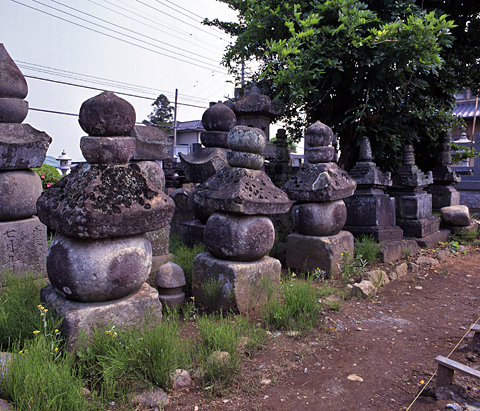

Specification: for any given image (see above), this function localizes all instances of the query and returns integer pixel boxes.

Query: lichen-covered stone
[193,167,291,215]
[204,212,275,261]
[80,136,135,164]
[440,205,471,227]
[202,102,236,132]
[0,98,28,123]
[37,163,174,238]
[291,200,347,236]
[79,91,135,137]
[0,44,28,99]
[227,151,264,170]
[46,233,152,302]
[228,125,266,154]
[304,121,334,147]
[283,162,357,202]
[304,146,335,163]
[201,131,229,148]
[0,123,52,169]
[0,170,42,220]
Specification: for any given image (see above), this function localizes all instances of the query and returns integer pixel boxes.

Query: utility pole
[241,59,245,88]
[173,88,178,148]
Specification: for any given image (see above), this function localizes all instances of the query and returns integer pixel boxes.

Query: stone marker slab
[0,216,47,283]
[379,239,418,263]
[192,252,281,313]
[40,283,162,350]
[180,219,206,248]
[131,125,173,161]
[286,231,354,277]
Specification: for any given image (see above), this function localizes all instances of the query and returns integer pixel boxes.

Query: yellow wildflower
[55,329,59,333]
[55,347,59,352]
[33,330,40,334]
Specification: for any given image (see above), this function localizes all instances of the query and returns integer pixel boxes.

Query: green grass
[354,234,382,263]
[260,274,323,331]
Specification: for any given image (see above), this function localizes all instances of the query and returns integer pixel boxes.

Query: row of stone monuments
[0,43,471,347]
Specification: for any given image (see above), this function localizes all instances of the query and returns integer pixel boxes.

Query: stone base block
[192,252,281,313]
[442,220,479,235]
[40,283,162,350]
[344,225,403,242]
[397,215,440,238]
[181,220,205,248]
[426,184,460,210]
[410,229,450,248]
[0,217,47,284]
[380,240,419,263]
[286,231,354,277]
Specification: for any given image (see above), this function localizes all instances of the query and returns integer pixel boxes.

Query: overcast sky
[1,0,239,161]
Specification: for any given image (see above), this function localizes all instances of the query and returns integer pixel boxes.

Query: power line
[25,75,209,109]
[48,0,221,65]
[11,0,225,73]
[85,0,221,54]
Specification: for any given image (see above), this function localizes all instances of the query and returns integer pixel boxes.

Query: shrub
[32,164,62,190]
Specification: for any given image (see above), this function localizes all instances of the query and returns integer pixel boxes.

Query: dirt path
[168,246,480,411]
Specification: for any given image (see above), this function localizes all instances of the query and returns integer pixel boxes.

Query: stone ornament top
[227,83,284,118]
[304,121,335,163]
[0,44,28,99]
[202,101,236,132]
[348,136,392,187]
[392,144,433,188]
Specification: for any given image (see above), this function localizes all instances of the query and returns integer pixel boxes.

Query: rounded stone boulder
[292,200,347,236]
[304,121,334,147]
[227,151,264,170]
[440,205,471,227]
[0,98,28,123]
[0,44,28,99]
[46,233,152,302]
[202,102,236,132]
[80,136,136,164]
[305,146,335,164]
[0,170,42,221]
[204,212,275,261]
[228,126,266,154]
[155,261,186,309]
[79,91,136,136]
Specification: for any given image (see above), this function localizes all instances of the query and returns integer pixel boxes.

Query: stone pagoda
[0,44,52,281]
[389,144,449,247]
[192,125,291,312]
[283,121,357,276]
[425,131,461,210]
[179,102,236,247]
[344,137,418,262]
[37,91,175,348]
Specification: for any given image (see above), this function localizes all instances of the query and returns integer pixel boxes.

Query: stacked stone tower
[37,91,175,347]
[180,102,236,247]
[192,125,291,312]
[426,131,461,210]
[389,144,449,247]
[284,121,357,276]
[0,44,52,280]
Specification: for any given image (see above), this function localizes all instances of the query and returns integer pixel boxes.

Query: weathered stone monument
[284,121,357,276]
[192,125,291,312]
[389,145,449,247]
[0,44,51,281]
[180,102,236,247]
[37,91,175,347]
[426,131,461,210]
[344,136,418,262]
[226,83,284,141]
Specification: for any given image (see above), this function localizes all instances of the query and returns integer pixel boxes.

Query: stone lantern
[56,150,71,175]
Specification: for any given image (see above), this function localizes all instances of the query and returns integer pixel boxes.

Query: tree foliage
[143,94,174,134]
[206,0,480,171]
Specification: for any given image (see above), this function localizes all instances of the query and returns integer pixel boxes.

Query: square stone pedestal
[286,231,354,278]
[40,283,162,350]
[410,229,450,248]
[397,215,440,238]
[380,239,419,263]
[0,216,47,284]
[181,220,206,248]
[343,225,403,242]
[192,252,281,313]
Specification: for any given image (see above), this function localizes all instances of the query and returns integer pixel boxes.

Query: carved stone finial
[403,145,415,165]
[359,136,373,161]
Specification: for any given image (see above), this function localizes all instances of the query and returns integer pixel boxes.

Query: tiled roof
[177,120,204,131]
[454,101,480,118]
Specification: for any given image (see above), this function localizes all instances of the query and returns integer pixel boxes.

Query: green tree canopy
[206,0,480,171]
[143,94,174,135]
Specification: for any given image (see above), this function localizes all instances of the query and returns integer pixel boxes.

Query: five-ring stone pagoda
[37,91,175,348]
[284,121,357,276]
[192,125,291,312]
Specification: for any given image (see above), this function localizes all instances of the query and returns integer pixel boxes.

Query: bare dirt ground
[167,244,480,411]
